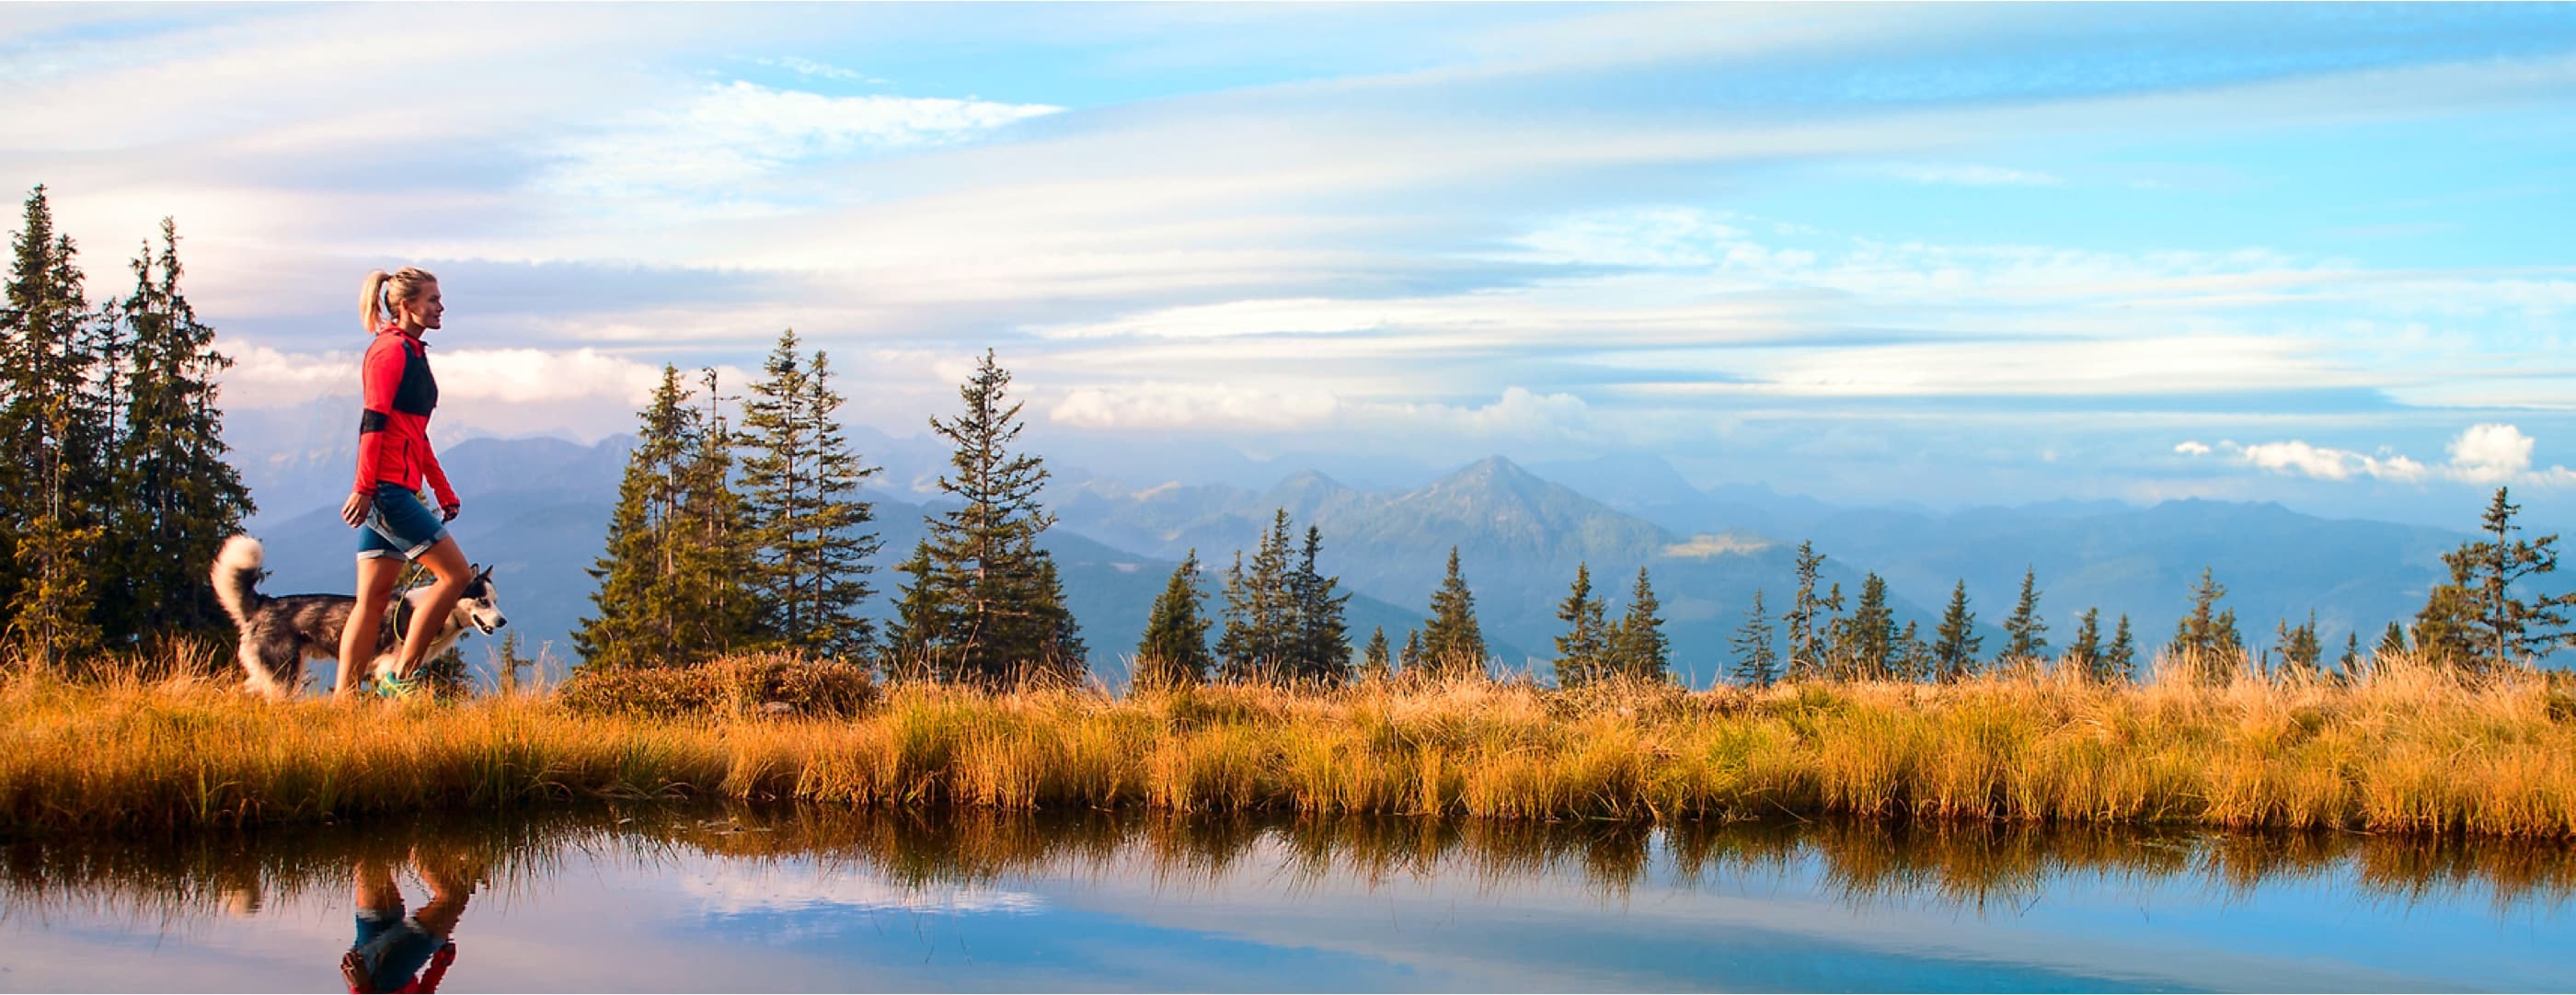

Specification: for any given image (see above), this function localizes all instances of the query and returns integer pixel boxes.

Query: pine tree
[1551,563,1609,687]
[1730,589,1778,688]
[1783,541,1828,680]
[2001,566,2049,670]
[577,370,766,669]
[2337,631,2362,679]
[1218,511,1296,682]
[1843,573,1896,680]
[917,350,1078,684]
[1895,620,1933,682]
[1135,551,1213,689]
[2423,487,2576,673]
[882,540,945,680]
[738,330,880,661]
[96,220,253,645]
[1,186,104,666]
[1361,626,1391,682]
[1932,579,1981,681]
[2273,612,2323,680]
[2375,620,2410,661]
[2168,567,2243,683]
[1398,629,1422,675]
[2104,614,2137,684]
[1607,566,1669,681]
[1420,546,1487,680]
[2067,608,2104,682]
[1289,525,1351,685]
[670,369,766,657]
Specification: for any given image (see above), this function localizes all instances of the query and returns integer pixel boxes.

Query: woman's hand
[341,490,373,528]
[441,502,460,523]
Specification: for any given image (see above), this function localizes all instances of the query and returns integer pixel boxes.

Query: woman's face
[397,280,443,333]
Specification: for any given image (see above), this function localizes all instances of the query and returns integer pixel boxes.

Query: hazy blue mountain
[226,431,2540,687]
[1052,455,1928,682]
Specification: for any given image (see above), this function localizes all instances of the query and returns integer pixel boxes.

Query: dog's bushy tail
[212,534,266,629]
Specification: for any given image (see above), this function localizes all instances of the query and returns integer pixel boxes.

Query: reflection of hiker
[342,848,478,994]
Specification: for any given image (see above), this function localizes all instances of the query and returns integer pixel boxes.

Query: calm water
[3,806,2571,992]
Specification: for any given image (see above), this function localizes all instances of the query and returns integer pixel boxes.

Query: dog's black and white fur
[212,534,507,699]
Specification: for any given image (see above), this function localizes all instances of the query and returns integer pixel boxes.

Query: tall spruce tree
[2375,621,2410,668]
[2168,567,2243,683]
[1217,511,1296,682]
[2105,614,2137,684]
[1607,566,1669,681]
[1289,524,1351,684]
[1398,629,1421,675]
[2338,632,2362,677]
[2273,612,2324,680]
[1,186,104,666]
[1420,546,1487,680]
[1844,573,1896,680]
[2066,608,2104,681]
[1932,579,1981,681]
[1552,563,1609,687]
[912,350,1078,684]
[575,366,696,669]
[881,539,945,680]
[2001,566,2049,670]
[2423,487,2576,673]
[1361,626,1391,681]
[1730,589,1778,688]
[1783,541,1828,680]
[1895,620,1933,682]
[739,330,880,661]
[1135,551,1214,689]
[97,220,252,644]
[672,369,766,656]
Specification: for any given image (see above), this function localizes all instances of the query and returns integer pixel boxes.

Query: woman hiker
[336,267,471,698]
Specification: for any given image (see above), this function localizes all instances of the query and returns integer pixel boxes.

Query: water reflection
[6,808,2572,927]
[3,810,2570,991]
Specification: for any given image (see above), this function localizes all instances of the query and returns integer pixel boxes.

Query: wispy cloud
[753,55,889,85]
[1875,162,2064,187]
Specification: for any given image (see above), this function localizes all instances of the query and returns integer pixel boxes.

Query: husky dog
[212,534,507,699]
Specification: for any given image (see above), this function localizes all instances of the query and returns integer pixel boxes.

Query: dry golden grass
[4,650,2571,838]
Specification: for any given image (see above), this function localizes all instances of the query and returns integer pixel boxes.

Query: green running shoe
[375,672,420,699]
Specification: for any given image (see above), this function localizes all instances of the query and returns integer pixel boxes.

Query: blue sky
[6,3,2573,527]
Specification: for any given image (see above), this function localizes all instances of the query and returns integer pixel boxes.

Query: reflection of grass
[6,653,2574,839]
[6,806,2571,929]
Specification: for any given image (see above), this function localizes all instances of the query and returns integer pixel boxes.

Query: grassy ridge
[5,653,2573,838]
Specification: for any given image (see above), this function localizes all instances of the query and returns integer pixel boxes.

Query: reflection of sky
[6,829,2568,992]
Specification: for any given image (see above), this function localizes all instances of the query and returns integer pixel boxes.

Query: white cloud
[2445,422,2535,484]
[539,81,1062,203]
[1050,382,1343,430]
[682,863,1042,916]
[754,55,888,84]
[2179,424,2569,486]
[218,339,666,407]
[1877,163,2064,187]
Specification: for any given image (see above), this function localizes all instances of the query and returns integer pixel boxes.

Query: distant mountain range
[231,423,2525,687]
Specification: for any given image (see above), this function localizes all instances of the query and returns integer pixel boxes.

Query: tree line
[1712,488,2572,688]
[0,187,254,668]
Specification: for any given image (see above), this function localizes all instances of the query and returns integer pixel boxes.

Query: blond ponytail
[360,267,438,335]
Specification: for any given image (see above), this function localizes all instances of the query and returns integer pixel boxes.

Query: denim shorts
[357,483,448,561]
[350,909,441,991]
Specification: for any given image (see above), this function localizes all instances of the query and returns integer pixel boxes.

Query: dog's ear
[473,564,493,583]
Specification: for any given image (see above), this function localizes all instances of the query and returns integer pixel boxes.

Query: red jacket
[353,325,457,509]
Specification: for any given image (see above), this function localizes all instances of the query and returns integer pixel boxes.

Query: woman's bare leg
[392,537,472,679]
[338,557,405,699]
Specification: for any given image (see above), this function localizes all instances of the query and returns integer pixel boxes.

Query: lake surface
[3,806,2570,992]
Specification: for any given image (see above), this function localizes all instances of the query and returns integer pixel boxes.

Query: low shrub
[557,653,875,719]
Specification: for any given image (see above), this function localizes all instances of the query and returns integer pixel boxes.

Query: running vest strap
[353,326,456,509]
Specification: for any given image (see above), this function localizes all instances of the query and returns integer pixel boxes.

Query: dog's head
[456,565,507,636]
